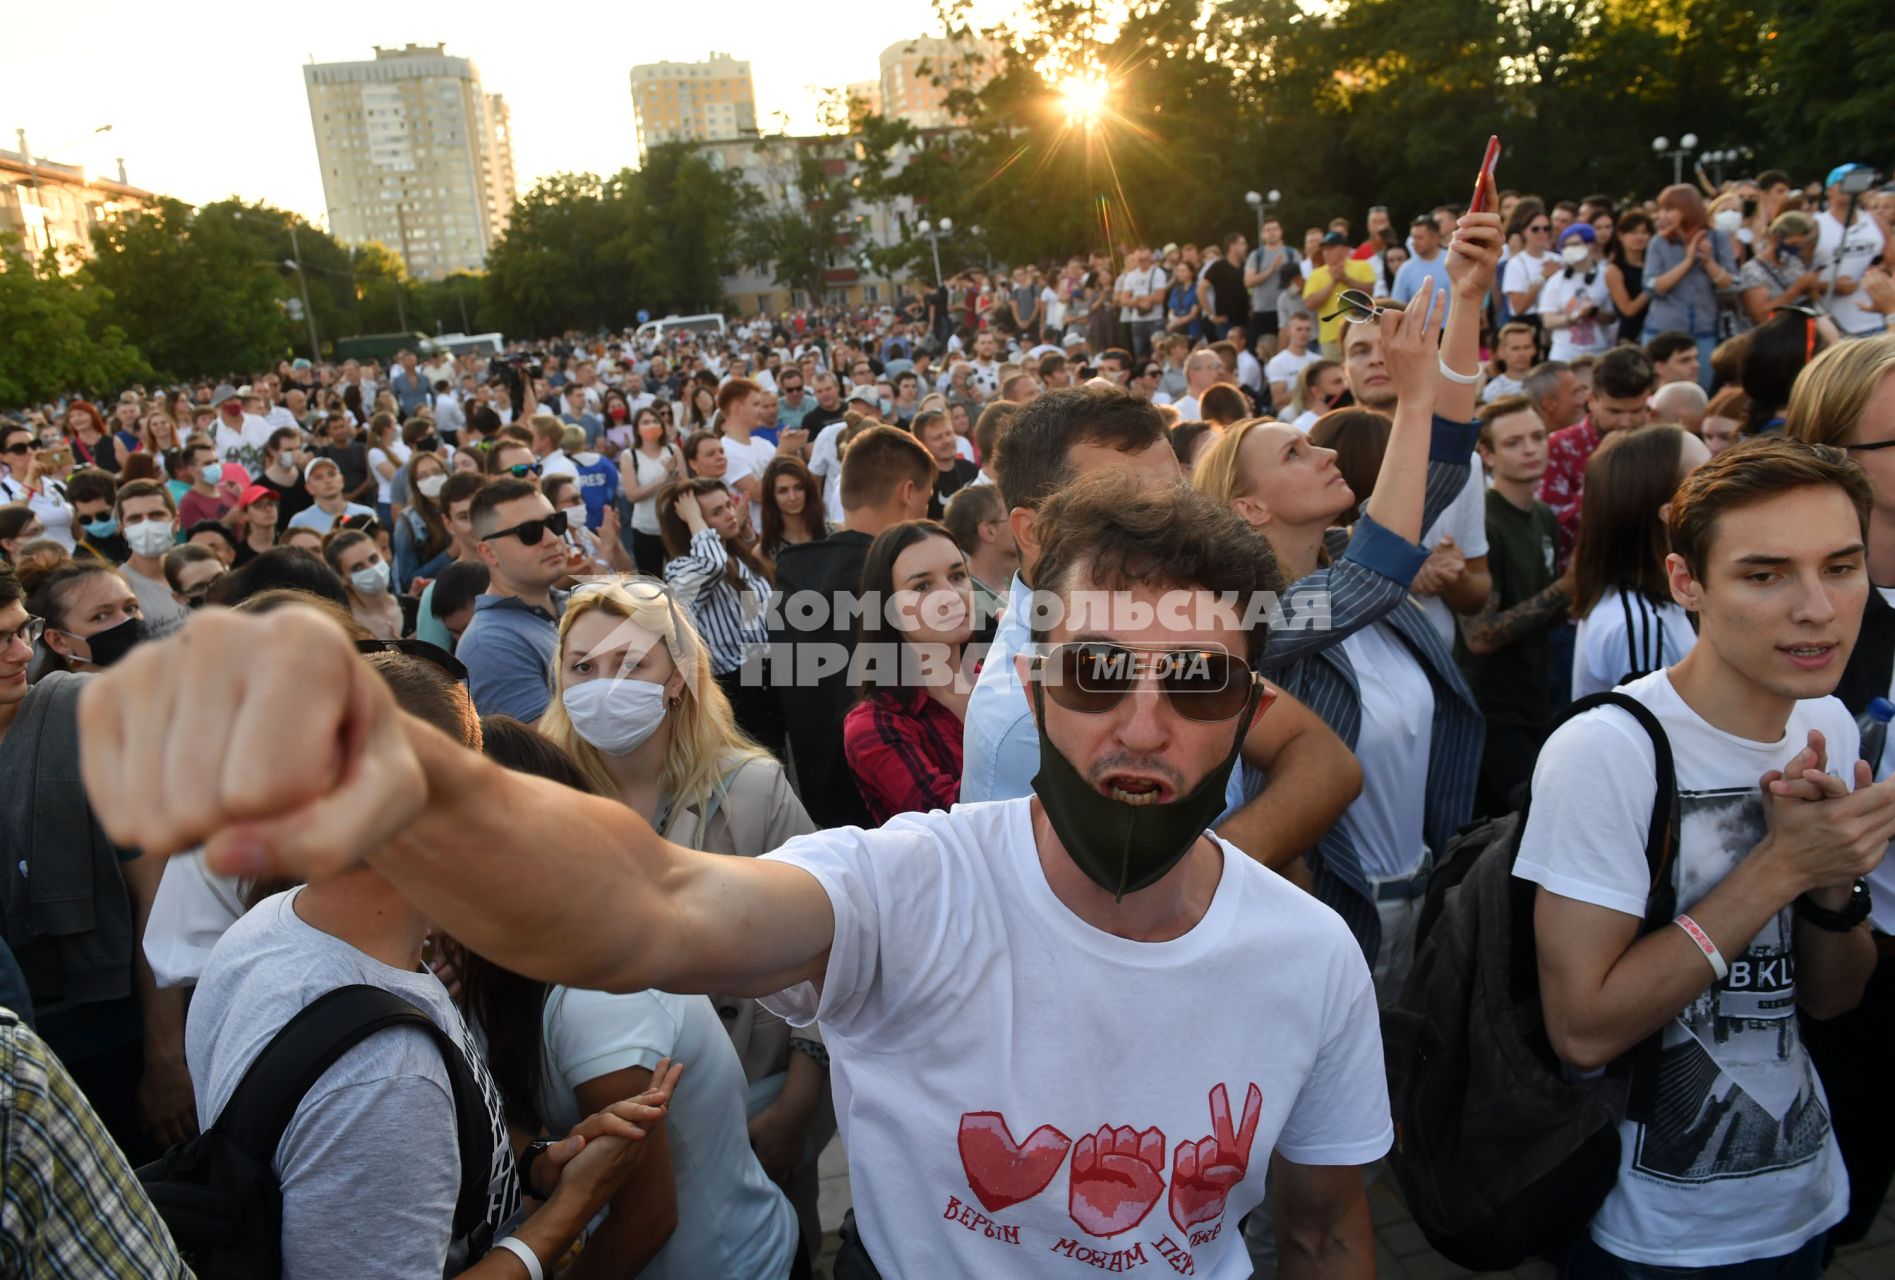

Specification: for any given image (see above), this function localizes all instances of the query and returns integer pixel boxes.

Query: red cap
[237,484,276,508]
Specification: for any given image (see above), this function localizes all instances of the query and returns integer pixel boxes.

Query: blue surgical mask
[83,517,119,539]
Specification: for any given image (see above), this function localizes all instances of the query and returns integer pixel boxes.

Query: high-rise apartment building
[630,53,758,164]
[304,43,518,280]
[878,35,997,129]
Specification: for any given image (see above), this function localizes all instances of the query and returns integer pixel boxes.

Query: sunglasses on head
[1035,641,1261,723]
[483,508,569,545]
[354,638,469,682]
[1321,289,1394,327]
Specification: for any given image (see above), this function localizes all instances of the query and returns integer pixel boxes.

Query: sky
[2,0,988,226]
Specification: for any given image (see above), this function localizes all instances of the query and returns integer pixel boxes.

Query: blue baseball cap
[1826,163,1866,189]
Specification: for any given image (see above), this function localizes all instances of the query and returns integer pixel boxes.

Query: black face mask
[419,436,441,454]
[1742,198,1759,218]
[1028,681,1258,901]
[67,615,144,669]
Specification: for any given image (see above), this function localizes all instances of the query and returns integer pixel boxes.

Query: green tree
[83,198,295,378]
[735,139,857,303]
[0,234,150,405]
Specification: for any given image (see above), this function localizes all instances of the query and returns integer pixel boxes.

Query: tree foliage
[0,234,151,404]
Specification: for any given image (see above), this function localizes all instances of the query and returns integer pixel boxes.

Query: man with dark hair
[116,480,191,640]
[771,425,933,828]
[972,400,1019,486]
[963,385,1361,880]
[1540,345,1658,566]
[414,472,488,651]
[1645,329,1703,388]
[942,483,1017,617]
[1517,438,1891,1275]
[66,468,130,564]
[1095,347,1133,384]
[87,474,1393,1280]
[456,477,571,721]
[254,427,312,530]
[427,560,491,648]
[1036,351,1071,390]
[1202,233,1252,339]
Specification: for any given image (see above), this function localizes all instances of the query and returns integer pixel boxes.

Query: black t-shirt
[930,459,980,520]
[256,472,314,530]
[1202,259,1250,328]
[1455,491,1558,733]
[316,443,372,501]
[769,531,874,829]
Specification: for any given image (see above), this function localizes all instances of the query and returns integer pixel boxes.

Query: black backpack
[1380,691,1680,1272]
[139,985,498,1280]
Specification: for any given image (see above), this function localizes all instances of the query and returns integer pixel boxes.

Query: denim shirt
[1646,229,1735,337]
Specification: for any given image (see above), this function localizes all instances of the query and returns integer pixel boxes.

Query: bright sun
[1057,74,1111,126]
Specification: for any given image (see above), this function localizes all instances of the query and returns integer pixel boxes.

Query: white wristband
[1437,355,1483,385]
[492,1236,545,1280]
[1674,913,1729,982]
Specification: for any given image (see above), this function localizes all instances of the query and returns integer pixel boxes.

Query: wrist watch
[516,1138,554,1197]
[1794,880,1872,932]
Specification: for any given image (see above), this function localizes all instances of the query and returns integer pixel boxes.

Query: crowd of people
[2,156,1895,1280]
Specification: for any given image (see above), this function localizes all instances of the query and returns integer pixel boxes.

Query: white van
[633,314,727,349]
[423,332,506,357]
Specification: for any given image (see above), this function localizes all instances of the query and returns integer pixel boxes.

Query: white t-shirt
[1502,250,1556,312]
[1815,210,1890,336]
[720,433,777,532]
[625,447,674,536]
[213,413,275,474]
[759,799,1392,1278]
[1130,265,1169,321]
[1540,269,1617,361]
[538,449,579,481]
[1514,670,1853,1267]
[1336,623,1434,878]
[188,889,519,1279]
[144,850,244,988]
[1573,588,1696,697]
[538,987,797,1280]
[1416,459,1491,645]
[810,421,849,527]
[1480,372,1526,404]
[368,441,412,505]
[1265,348,1318,396]
[1235,349,1264,394]
[1290,409,1320,433]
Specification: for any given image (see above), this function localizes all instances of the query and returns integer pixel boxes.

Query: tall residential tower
[630,53,757,165]
[304,43,518,279]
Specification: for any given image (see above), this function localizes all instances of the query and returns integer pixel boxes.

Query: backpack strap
[1530,690,1681,1120]
[211,984,496,1251]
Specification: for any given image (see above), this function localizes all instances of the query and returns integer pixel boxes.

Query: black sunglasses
[482,509,569,546]
[1036,641,1261,723]
[505,462,544,478]
[2,443,33,455]
[354,638,469,682]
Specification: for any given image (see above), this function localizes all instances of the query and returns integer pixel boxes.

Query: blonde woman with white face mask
[537,579,832,1268]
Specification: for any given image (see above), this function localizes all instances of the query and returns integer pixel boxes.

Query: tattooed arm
[1458,573,1573,657]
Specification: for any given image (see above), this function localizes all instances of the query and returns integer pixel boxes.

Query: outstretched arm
[78,608,836,999]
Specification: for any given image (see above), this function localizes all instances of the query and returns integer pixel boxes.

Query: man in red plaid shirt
[1537,347,1658,567]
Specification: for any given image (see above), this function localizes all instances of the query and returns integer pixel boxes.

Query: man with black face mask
[83,474,1390,1280]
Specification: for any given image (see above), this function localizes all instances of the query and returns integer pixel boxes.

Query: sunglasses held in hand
[1321,290,1395,327]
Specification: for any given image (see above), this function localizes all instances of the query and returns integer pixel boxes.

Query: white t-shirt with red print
[761,797,1391,1279]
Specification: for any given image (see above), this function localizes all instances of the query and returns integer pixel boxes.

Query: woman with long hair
[1306,409,1393,503]
[138,411,183,475]
[1569,425,1711,696]
[1605,209,1655,344]
[0,505,44,563]
[758,457,825,565]
[658,479,781,754]
[844,520,975,822]
[683,384,718,433]
[1742,308,1834,436]
[1646,184,1737,388]
[598,385,636,453]
[621,408,681,574]
[364,412,409,526]
[532,585,826,1270]
[65,401,121,474]
[322,527,403,640]
[1289,358,1347,431]
[392,450,453,590]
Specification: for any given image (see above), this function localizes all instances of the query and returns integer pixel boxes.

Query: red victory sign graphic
[1170,1082,1264,1234]
[958,1112,1072,1213]
[1068,1125,1167,1237]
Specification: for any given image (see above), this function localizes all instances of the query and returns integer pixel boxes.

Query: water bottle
[1857,696,1895,774]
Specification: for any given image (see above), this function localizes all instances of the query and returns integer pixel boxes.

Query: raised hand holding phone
[1469,136,1501,215]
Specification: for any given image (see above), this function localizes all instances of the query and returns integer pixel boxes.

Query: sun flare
[1057,74,1111,127]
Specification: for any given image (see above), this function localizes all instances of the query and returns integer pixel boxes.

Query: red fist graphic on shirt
[1169,1082,1264,1234]
[1068,1124,1167,1237]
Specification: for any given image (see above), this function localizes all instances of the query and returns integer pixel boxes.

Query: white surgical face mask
[1712,208,1744,233]
[416,473,448,499]
[561,677,668,756]
[350,561,391,595]
[125,520,175,558]
[1561,243,1591,267]
[200,462,223,486]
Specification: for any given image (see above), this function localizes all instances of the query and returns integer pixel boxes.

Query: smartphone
[1470,136,1502,214]
[37,448,72,471]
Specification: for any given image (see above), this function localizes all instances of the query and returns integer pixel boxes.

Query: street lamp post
[286,222,321,362]
[1243,189,1282,243]
[1652,133,1699,186]
[915,216,953,288]
[1699,147,1753,188]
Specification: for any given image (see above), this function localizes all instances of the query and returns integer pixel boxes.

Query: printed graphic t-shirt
[761,797,1391,1279]
[1514,670,1853,1267]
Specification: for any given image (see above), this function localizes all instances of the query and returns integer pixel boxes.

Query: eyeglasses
[1527,223,1552,233]
[1034,641,1262,723]
[505,462,543,478]
[481,509,569,546]
[1321,289,1393,327]
[354,638,469,682]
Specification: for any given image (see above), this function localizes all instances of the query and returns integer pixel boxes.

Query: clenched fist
[78,607,426,881]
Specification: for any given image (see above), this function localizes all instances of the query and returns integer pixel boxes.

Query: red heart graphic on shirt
[958,1111,1073,1213]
